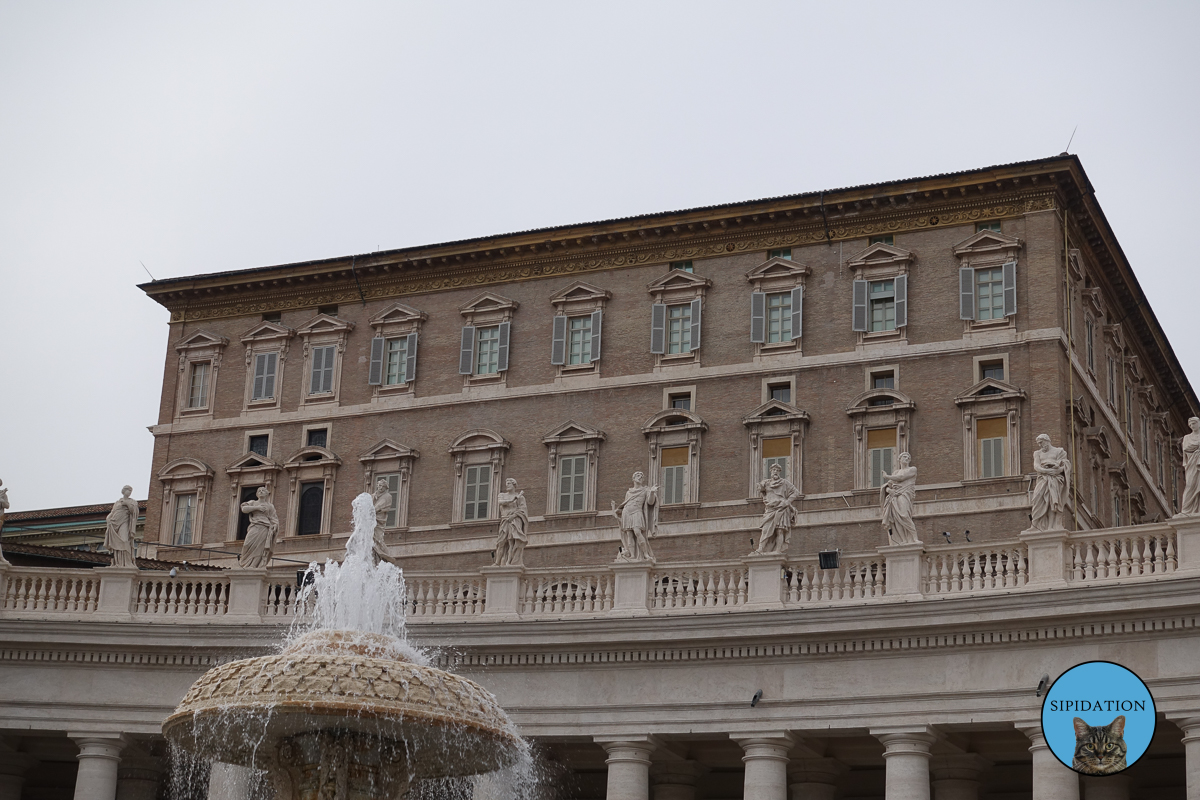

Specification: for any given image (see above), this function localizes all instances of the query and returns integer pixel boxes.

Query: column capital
[69,734,126,761]
[1173,715,1200,740]
[734,733,794,763]
[596,736,659,764]
[872,725,937,755]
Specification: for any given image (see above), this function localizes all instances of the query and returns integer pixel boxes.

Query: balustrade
[133,576,230,617]
[785,558,885,603]
[1068,528,1177,582]
[406,576,486,617]
[923,545,1028,595]
[521,572,613,615]
[2,569,100,614]
[651,566,746,610]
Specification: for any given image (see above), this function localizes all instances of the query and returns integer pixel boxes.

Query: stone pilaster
[878,542,926,598]
[1017,529,1071,587]
[930,754,989,800]
[96,567,139,617]
[597,737,657,800]
[1176,716,1200,800]
[735,734,793,800]
[787,756,845,800]
[70,734,126,800]
[611,562,653,614]
[873,727,936,800]
[480,565,525,617]
[1019,725,1079,800]
[226,567,267,620]
[742,553,787,607]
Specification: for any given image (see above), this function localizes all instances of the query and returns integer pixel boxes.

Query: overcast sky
[2,1,1198,511]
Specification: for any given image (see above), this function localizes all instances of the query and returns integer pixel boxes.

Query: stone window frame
[301,422,332,451]
[1082,426,1112,526]
[244,428,274,458]
[542,420,606,518]
[952,229,1022,337]
[845,389,915,491]
[296,313,355,407]
[282,446,342,538]
[972,353,1010,384]
[848,243,914,349]
[458,292,519,388]
[549,281,611,379]
[662,384,697,412]
[173,330,228,420]
[224,451,283,543]
[745,256,809,357]
[359,439,420,531]
[367,302,427,400]
[156,457,214,547]
[642,409,707,506]
[239,321,295,412]
[865,363,900,392]
[448,429,511,525]
[646,270,712,369]
[742,399,810,497]
[954,379,1026,482]
[761,375,796,405]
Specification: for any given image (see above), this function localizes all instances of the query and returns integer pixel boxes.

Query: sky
[1,1,1198,511]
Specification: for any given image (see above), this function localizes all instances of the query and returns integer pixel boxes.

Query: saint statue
[104,485,139,568]
[238,487,279,569]
[0,479,10,566]
[754,463,801,554]
[494,478,529,567]
[880,452,920,544]
[611,471,658,563]
[371,479,403,568]
[1176,417,1200,516]
[1028,434,1072,531]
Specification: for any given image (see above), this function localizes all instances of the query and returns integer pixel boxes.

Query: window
[558,455,587,513]
[475,326,501,375]
[309,345,336,395]
[648,272,709,360]
[667,305,692,354]
[1113,493,1123,527]
[869,235,894,246]
[235,486,259,540]
[976,222,1002,233]
[251,353,278,400]
[368,302,425,392]
[248,435,269,456]
[980,361,1005,381]
[977,417,1007,478]
[1091,468,1099,514]
[762,437,790,480]
[1107,357,1117,405]
[975,267,1005,321]
[173,493,197,545]
[1141,416,1150,462]
[306,428,328,449]
[567,316,593,365]
[317,304,338,316]
[867,428,896,488]
[768,248,792,260]
[463,465,491,520]
[869,280,896,332]
[1157,440,1165,486]
[670,261,694,272]
[661,447,689,504]
[377,473,401,527]
[1085,318,1096,372]
[187,362,211,408]
[872,371,895,390]
[262,312,282,323]
[669,393,691,411]
[297,482,324,535]
[769,383,791,403]
[384,337,410,385]
[457,292,517,383]
[765,292,793,343]
[1125,385,1135,433]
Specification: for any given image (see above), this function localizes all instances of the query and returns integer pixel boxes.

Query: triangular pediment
[225,452,282,473]
[953,229,1022,256]
[746,257,809,281]
[549,281,611,305]
[368,302,427,326]
[847,242,913,268]
[647,270,712,292]
[175,329,229,351]
[459,291,518,314]
[359,438,419,462]
[296,313,354,336]
[543,419,606,443]
[955,378,1025,403]
[743,399,809,424]
[239,320,294,343]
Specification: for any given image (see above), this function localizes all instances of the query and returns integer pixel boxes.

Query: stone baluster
[1019,725,1079,800]
[873,727,935,800]
[1177,716,1200,800]
[1081,774,1128,800]
[70,734,126,800]
[735,734,793,800]
[929,754,989,800]
[787,756,845,800]
[597,738,657,800]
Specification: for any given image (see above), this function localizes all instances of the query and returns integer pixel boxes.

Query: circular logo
[1041,661,1156,776]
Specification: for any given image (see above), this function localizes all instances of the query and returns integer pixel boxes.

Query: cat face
[1072,715,1128,775]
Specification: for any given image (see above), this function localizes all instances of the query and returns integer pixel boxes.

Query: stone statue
[238,487,279,569]
[371,479,403,568]
[880,452,920,544]
[104,485,139,568]
[1028,433,1072,531]
[611,471,658,563]
[754,463,801,554]
[1176,417,1200,516]
[494,478,529,567]
[0,480,9,566]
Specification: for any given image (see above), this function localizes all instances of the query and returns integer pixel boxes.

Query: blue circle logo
[1041,661,1156,776]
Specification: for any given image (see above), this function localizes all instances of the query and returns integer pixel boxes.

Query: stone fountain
[163,494,525,799]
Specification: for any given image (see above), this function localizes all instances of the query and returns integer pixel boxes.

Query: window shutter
[368,337,385,385]
[852,280,868,332]
[589,309,603,362]
[550,315,567,365]
[496,321,511,372]
[458,326,476,375]
[689,297,702,351]
[404,332,418,384]
[1002,261,1017,317]
[959,267,975,320]
[310,347,324,394]
[262,353,277,398]
[252,354,267,399]
[750,292,766,343]
[650,303,666,354]
[319,346,335,393]
[790,285,803,340]
[894,275,908,328]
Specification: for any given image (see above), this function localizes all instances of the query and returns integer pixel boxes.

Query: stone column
[70,735,126,800]
[597,738,657,800]
[1081,774,1128,800]
[116,757,164,800]
[787,757,845,800]
[735,734,793,800]
[1178,717,1200,800]
[929,754,989,800]
[650,762,698,800]
[873,728,935,800]
[1021,726,1079,800]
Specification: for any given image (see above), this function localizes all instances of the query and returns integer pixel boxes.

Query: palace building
[1,154,1199,799]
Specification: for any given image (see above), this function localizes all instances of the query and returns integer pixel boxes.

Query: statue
[880,452,920,544]
[494,478,529,566]
[754,463,801,554]
[104,485,139,568]
[1028,433,1072,531]
[238,487,279,569]
[371,479,403,568]
[611,471,658,562]
[1176,417,1200,516]
[0,479,9,566]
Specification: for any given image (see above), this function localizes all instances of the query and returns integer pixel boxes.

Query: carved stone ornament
[754,463,801,555]
[1175,417,1200,517]
[104,485,139,569]
[1027,434,1072,532]
[494,478,529,567]
[610,472,658,563]
[238,487,279,569]
[880,452,919,544]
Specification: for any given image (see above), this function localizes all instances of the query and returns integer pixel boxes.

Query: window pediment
[953,230,1023,262]
[1084,426,1112,460]
[240,320,295,344]
[642,408,707,434]
[284,446,342,468]
[954,379,1026,405]
[175,330,229,353]
[158,457,213,481]
[549,281,611,312]
[449,429,511,456]
[359,439,419,463]
[369,302,427,328]
[742,400,810,426]
[226,452,283,474]
[296,313,355,338]
[459,292,518,324]
[745,257,810,291]
[847,242,914,273]
[1108,461,1130,491]
[847,388,915,414]
[647,270,712,303]
[543,420,606,445]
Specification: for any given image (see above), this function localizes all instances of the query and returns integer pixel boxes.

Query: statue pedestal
[480,566,525,617]
[742,553,787,608]
[97,566,140,617]
[1168,515,1200,572]
[1017,528,1070,587]
[611,561,653,615]
[227,568,267,620]
[878,542,925,598]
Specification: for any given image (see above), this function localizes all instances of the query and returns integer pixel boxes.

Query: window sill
[544,509,598,520]
[302,394,337,405]
[374,383,413,397]
[449,519,498,529]
[245,398,279,411]
[178,406,212,418]
[757,340,799,354]
[560,362,596,373]
[465,372,505,386]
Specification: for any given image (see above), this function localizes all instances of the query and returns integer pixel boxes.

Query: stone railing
[2,568,101,614]
[1067,526,1177,583]
[784,555,885,604]
[923,543,1029,596]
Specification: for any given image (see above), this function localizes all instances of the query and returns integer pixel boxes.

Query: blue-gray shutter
[852,280,869,332]
[650,304,666,354]
[252,353,267,399]
[262,352,277,398]
[550,315,567,365]
[590,309,602,362]
[368,337,385,385]
[959,268,975,320]
[750,292,766,343]
[309,347,323,394]
[894,275,908,329]
[404,332,418,383]
[458,326,476,375]
[689,298,702,351]
[790,286,803,340]
[1002,261,1017,317]
[496,321,511,372]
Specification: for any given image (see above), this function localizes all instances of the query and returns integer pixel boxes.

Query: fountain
[163,493,526,799]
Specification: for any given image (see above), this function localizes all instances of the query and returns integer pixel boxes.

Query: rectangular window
[1113,493,1122,527]
[378,473,401,528]
[251,352,278,400]
[980,361,1005,381]
[1091,469,1099,514]
[766,292,793,343]
[567,316,593,365]
[1085,318,1095,371]
[1141,416,1150,462]
[670,261,694,272]
[768,248,792,260]
[762,436,790,480]
[1107,357,1116,405]
[262,312,282,323]
[297,481,324,535]
[187,362,211,408]
[869,235,894,246]
[463,465,491,520]
[235,485,259,540]
[869,280,896,332]
[977,416,1007,478]
[173,493,197,545]
[1126,385,1135,433]
[975,267,1005,321]
[309,345,336,394]
[558,455,587,513]
[667,305,692,354]
[661,446,690,504]
[669,393,691,411]
[1157,441,1165,487]
[976,222,1002,233]
[475,326,500,375]
[306,428,327,448]
[867,428,897,488]
[872,371,895,390]
[248,434,269,456]
[769,383,791,403]
[384,337,409,385]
